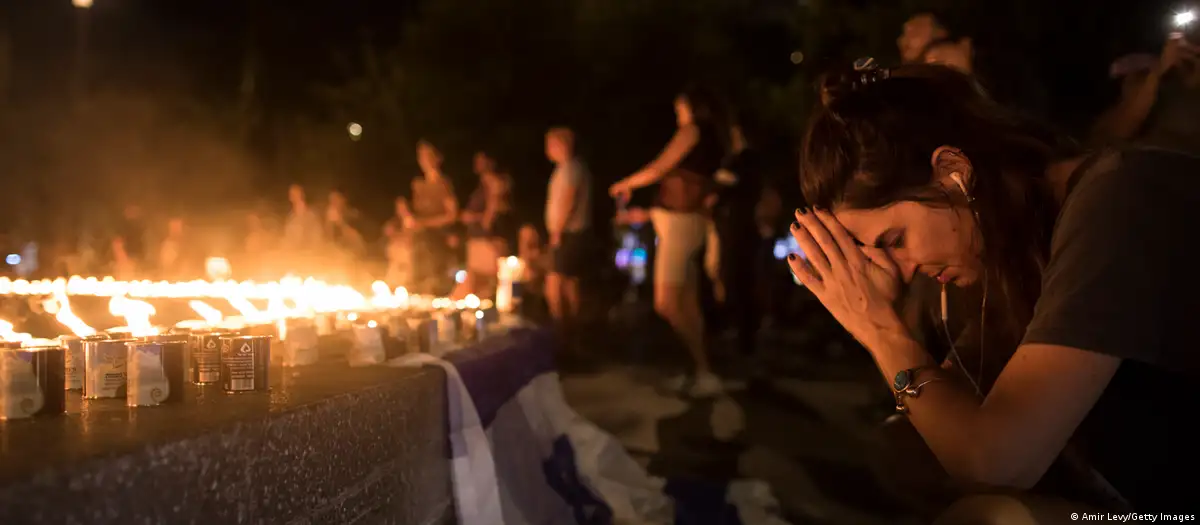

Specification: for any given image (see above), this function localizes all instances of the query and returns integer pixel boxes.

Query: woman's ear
[930,145,974,196]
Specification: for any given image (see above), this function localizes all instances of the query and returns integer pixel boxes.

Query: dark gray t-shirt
[1022,148,1200,511]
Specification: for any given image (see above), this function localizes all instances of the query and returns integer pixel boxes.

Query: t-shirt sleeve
[1021,156,1165,364]
[562,162,584,187]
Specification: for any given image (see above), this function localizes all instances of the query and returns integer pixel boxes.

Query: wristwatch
[892,367,941,414]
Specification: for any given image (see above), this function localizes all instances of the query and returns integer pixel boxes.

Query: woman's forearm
[865,327,1009,487]
[622,169,663,190]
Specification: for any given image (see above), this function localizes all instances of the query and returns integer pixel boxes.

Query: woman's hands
[786,208,906,348]
[608,180,633,202]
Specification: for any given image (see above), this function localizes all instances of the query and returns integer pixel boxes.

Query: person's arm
[1092,38,1181,144]
[863,328,1120,488]
[612,125,700,192]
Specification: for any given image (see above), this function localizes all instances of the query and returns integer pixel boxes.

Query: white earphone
[949,172,969,197]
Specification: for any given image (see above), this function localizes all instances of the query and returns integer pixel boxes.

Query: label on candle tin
[191,334,222,384]
[0,351,44,419]
[224,341,256,391]
[84,341,127,399]
[127,343,169,406]
[64,339,84,390]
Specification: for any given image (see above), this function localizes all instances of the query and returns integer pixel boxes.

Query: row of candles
[0,257,528,421]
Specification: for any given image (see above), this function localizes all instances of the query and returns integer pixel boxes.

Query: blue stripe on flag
[444,328,557,428]
[543,435,615,525]
[664,478,744,525]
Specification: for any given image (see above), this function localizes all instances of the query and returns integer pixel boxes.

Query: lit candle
[495,256,524,313]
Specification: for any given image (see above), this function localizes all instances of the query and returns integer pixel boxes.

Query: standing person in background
[543,127,591,335]
[608,88,728,398]
[283,184,323,276]
[157,217,193,279]
[712,122,765,368]
[462,151,515,298]
[898,12,948,64]
[116,204,147,267]
[242,211,271,279]
[283,184,323,251]
[1092,35,1200,154]
[109,237,137,280]
[324,190,363,239]
[382,197,414,288]
[409,140,459,294]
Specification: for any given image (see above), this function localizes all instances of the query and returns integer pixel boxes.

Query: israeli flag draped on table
[394,328,792,525]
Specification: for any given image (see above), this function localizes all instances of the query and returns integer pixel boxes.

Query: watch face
[892,369,912,391]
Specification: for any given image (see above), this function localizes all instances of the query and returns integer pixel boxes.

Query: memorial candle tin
[187,331,225,385]
[0,344,66,420]
[60,334,107,391]
[281,317,318,367]
[220,335,270,393]
[125,339,186,407]
[83,338,132,399]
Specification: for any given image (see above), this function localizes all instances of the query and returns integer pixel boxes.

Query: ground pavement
[556,303,935,525]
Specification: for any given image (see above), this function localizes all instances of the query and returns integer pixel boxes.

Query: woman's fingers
[861,246,900,279]
[787,253,823,291]
[812,209,866,270]
[790,218,830,275]
[794,208,846,277]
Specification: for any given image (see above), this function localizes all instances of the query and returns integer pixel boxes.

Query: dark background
[0,0,1181,254]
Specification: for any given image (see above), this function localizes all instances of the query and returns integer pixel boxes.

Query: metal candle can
[125,340,186,407]
[348,322,385,366]
[187,331,225,385]
[419,317,439,353]
[467,310,487,342]
[61,334,107,391]
[83,338,132,399]
[219,335,270,393]
[0,345,66,420]
[281,318,318,367]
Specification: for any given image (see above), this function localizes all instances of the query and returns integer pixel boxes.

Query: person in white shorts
[609,87,728,398]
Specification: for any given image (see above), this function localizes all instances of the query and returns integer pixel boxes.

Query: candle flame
[108,295,159,337]
[45,291,97,337]
[0,319,33,342]
[189,300,224,325]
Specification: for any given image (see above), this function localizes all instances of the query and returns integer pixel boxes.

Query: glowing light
[475,310,484,320]
[5,254,19,265]
[45,292,96,337]
[72,0,93,8]
[790,51,805,64]
[205,257,232,281]
[108,295,158,337]
[367,320,378,328]
[347,122,363,139]
[455,270,467,284]
[1177,10,1196,27]
[189,300,224,325]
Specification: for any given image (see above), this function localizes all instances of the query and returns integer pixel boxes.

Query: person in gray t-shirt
[794,61,1200,514]
[543,127,591,326]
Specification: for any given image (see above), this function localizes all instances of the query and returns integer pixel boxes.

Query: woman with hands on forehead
[791,59,1200,518]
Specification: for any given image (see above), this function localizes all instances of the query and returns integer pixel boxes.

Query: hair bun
[819,57,892,109]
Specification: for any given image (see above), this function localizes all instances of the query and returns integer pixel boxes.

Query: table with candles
[0,263,529,525]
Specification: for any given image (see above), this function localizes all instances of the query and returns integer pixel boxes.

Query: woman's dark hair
[679,84,732,152]
[801,63,1080,344]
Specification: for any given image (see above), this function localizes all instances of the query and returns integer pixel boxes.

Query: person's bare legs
[654,279,710,377]
[562,276,580,320]
[545,272,564,321]
[677,270,710,376]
